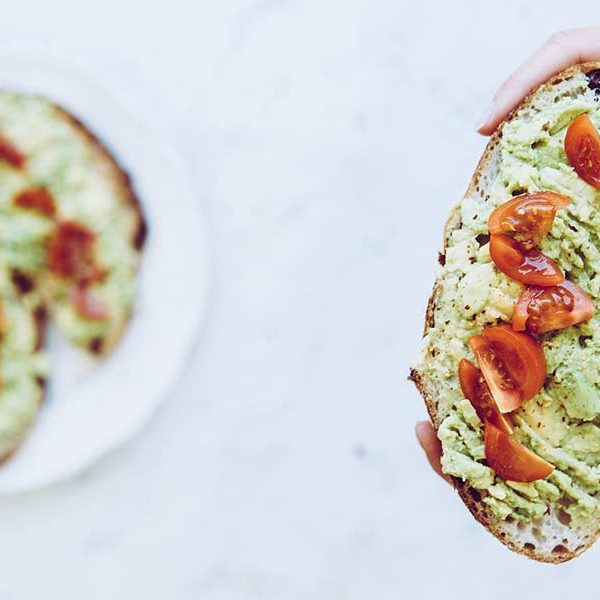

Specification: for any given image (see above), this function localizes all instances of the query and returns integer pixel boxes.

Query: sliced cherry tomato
[0,133,25,169]
[458,359,513,434]
[47,221,105,285]
[484,422,554,482]
[469,335,522,413]
[14,187,56,218]
[489,234,564,286]
[71,286,109,321]
[488,192,570,250]
[564,114,600,188]
[513,280,594,334]
[481,326,546,401]
[469,326,546,413]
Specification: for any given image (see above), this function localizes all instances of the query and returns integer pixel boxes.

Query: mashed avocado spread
[423,74,600,524]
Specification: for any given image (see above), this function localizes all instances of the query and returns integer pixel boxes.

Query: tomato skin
[513,281,594,334]
[512,291,530,332]
[0,134,25,169]
[47,221,105,285]
[469,335,523,413]
[564,114,600,188]
[484,423,554,482]
[488,192,570,250]
[14,187,56,218]
[489,234,564,286]
[481,326,546,401]
[469,326,546,413]
[458,359,513,434]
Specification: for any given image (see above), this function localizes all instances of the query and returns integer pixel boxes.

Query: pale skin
[416,27,600,479]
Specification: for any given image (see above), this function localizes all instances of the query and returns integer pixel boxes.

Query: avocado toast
[0,92,146,355]
[411,63,600,562]
[0,91,145,462]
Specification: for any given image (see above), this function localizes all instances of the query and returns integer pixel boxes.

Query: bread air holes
[89,337,104,354]
[578,335,592,348]
[552,544,569,556]
[11,269,34,294]
[557,509,571,525]
[523,542,536,552]
[475,233,490,247]
[510,188,527,197]
[586,68,600,95]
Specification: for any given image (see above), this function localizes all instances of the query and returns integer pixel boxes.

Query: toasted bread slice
[411,63,600,563]
[0,92,146,355]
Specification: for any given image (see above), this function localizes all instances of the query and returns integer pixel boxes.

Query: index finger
[478,27,600,135]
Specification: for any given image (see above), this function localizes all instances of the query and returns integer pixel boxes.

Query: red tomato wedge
[484,423,554,482]
[71,286,109,321]
[469,326,546,413]
[458,359,513,434]
[14,187,56,218]
[47,221,105,285]
[469,335,522,413]
[513,280,594,334]
[488,192,570,250]
[489,234,564,286]
[0,133,25,169]
[564,114,600,188]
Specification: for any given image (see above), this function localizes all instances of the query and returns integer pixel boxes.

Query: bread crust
[411,62,600,563]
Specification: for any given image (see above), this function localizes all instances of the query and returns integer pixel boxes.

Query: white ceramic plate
[0,54,210,494]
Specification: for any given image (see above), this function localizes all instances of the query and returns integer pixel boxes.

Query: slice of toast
[0,92,146,356]
[411,63,600,563]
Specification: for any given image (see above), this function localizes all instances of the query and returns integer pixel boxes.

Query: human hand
[476,27,600,135]
[417,27,600,480]
[415,421,449,482]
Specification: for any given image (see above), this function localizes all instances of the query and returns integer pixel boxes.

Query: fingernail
[475,101,495,132]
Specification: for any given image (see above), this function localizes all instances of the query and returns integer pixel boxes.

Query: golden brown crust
[411,62,600,563]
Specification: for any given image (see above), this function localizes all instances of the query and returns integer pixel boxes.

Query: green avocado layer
[423,74,600,524]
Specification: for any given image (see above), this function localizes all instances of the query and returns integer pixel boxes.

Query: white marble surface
[0,1,598,598]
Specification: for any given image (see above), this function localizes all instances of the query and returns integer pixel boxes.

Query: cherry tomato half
[513,280,594,334]
[47,221,105,285]
[458,359,513,434]
[488,192,570,250]
[14,187,56,218]
[564,114,600,188]
[489,234,564,286]
[0,133,25,169]
[469,326,546,413]
[484,422,554,482]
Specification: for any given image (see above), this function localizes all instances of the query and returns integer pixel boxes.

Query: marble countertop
[0,1,597,598]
